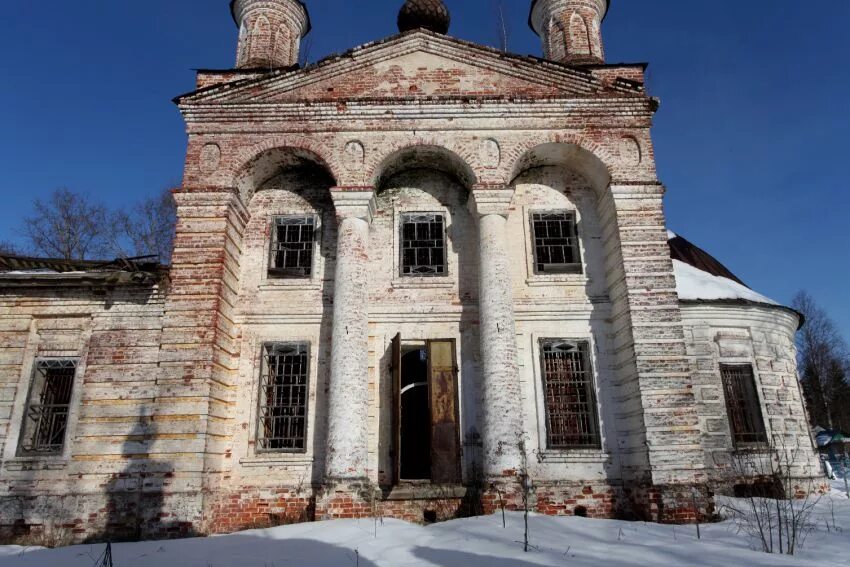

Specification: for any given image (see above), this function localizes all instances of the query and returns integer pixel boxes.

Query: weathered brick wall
[681,303,821,485]
[0,283,172,543]
[0,20,821,540]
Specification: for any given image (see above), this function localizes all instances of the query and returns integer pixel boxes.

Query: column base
[315,480,377,520]
[627,483,715,524]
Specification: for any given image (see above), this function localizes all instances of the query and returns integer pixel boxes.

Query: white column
[470,188,524,477]
[325,189,375,481]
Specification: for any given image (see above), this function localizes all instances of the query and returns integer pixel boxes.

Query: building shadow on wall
[90,406,190,543]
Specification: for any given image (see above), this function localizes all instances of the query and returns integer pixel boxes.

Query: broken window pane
[400,213,447,277]
[257,343,309,452]
[540,340,600,449]
[18,359,77,456]
[269,216,315,278]
[720,364,768,447]
[531,212,582,274]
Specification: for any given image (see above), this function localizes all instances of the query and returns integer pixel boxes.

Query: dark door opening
[392,335,462,485]
[400,348,431,480]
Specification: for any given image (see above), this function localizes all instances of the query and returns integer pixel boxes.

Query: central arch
[370,144,478,190]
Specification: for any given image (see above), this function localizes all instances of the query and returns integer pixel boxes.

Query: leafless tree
[0,241,19,255]
[792,291,850,430]
[114,189,177,264]
[718,443,821,555]
[493,0,511,52]
[22,188,114,261]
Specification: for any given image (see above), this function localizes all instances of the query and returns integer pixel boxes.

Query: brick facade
[0,0,820,544]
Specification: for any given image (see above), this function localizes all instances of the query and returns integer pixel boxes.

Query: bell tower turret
[231,0,311,69]
[530,0,608,65]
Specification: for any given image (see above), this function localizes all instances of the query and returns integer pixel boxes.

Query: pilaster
[158,187,249,529]
[597,183,705,487]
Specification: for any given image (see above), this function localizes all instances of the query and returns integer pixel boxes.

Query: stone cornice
[179,97,654,128]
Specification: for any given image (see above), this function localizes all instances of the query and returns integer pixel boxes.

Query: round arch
[505,136,614,192]
[232,147,338,204]
[368,143,478,190]
[227,136,340,203]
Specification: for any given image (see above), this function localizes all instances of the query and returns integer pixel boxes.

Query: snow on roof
[672,259,778,306]
[668,232,780,307]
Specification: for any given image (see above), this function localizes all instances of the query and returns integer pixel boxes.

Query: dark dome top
[398,0,451,34]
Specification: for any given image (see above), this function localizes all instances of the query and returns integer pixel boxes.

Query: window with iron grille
[720,364,768,447]
[18,359,77,456]
[400,213,447,277]
[257,343,309,452]
[530,211,582,274]
[269,216,316,278]
[539,340,600,449]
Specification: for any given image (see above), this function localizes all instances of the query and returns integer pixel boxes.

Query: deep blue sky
[0,1,847,338]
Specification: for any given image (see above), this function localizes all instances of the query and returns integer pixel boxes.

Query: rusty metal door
[427,339,461,484]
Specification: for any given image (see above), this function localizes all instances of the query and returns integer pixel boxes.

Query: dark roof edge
[229,0,312,36]
[0,271,164,288]
[679,299,805,331]
[529,0,611,35]
[0,254,166,277]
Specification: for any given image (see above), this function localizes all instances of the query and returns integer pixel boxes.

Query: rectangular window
[539,340,600,449]
[269,216,316,278]
[257,343,309,452]
[18,359,77,456]
[720,364,768,447]
[400,213,447,277]
[531,211,582,274]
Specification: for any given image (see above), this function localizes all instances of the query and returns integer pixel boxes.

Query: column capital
[330,187,376,223]
[469,187,516,219]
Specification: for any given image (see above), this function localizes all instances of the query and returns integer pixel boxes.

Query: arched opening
[569,13,592,56]
[372,145,477,191]
[510,142,610,192]
[548,19,566,61]
[235,147,336,286]
[249,15,271,65]
[510,142,612,297]
[235,147,337,204]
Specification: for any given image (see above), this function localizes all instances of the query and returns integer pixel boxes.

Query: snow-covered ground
[1,487,848,566]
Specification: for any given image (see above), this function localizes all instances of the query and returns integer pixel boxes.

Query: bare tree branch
[22,188,114,261]
[792,291,850,430]
[0,241,19,255]
[114,189,177,264]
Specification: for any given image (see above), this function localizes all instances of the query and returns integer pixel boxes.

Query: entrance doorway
[392,335,461,484]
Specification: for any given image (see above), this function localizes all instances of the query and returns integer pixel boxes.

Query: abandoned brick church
[0,0,822,541]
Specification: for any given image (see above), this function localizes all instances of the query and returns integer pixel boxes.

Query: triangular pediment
[178,30,642,105]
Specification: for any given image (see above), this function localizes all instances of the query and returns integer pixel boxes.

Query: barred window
[540,340,600,449]
[531,212,582,274]
[400,213,447,277]
[257,343,309,452]
[269,216,316,278]
[720,364,768,447]
[18,359,77,456]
